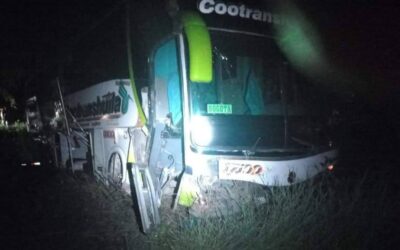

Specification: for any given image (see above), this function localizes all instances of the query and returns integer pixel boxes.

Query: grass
[2,159,396,249]
[149,174,396,250]
[2,127,397,249]
[2,168,149,250]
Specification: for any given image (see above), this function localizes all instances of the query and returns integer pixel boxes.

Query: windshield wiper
[242,136,262,157]
[290,136,315,150]
[241,136,315,157]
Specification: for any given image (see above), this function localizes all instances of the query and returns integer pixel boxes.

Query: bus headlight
[191,116,213,146]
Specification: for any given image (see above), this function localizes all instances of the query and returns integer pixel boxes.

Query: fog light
[327,164,334,171]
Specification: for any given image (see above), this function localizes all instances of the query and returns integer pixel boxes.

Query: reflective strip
[126,4,147,126]
[178,174,198,207]
[181,12,213,83]
[127,140,136,164]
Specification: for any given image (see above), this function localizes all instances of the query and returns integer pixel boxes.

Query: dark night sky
[302,1,399,100]
[1,0,399,118]
[1,0,126,115]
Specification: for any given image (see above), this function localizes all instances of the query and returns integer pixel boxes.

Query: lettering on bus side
[197,0,285,25]
[68,84,132,121]
[69,92,121,119]
[103,130,115,138]
[103,130,116,144]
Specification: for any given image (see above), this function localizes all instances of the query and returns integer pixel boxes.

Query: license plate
[219,160,264,179]
[207,104,232,114]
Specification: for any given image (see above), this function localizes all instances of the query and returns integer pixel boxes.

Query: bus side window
[154,39,182,126]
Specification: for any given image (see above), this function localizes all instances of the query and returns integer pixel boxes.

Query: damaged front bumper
[177,149,338,213]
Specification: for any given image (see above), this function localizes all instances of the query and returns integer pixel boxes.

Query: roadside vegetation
[1,128,398,250]
[2,162,398,249]
[4,165,396,250]
[0,120,26,132]
[0,121,31,166]
[150,174,396,250]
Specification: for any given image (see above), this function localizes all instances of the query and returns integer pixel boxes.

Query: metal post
[56,78,74,171]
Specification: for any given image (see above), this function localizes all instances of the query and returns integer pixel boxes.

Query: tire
[108,152,123,189]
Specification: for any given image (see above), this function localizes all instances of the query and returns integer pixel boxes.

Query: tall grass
[150,174,393,250]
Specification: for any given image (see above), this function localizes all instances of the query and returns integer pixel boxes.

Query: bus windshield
[189,31,330,154]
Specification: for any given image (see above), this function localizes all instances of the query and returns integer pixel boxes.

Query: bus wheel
[132,164,160,234]
[108,152,123,189]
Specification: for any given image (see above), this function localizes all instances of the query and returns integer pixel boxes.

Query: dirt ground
[0,166,149,250]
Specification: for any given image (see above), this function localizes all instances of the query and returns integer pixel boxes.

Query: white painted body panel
[64,79,139,130]
[58,79,138,193]
[218,149,337,186]
[185,148,337,186]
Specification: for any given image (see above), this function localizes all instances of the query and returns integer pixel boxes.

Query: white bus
[30,0,339,234]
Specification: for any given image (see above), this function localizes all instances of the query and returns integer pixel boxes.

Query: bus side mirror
[182,12,212,83]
